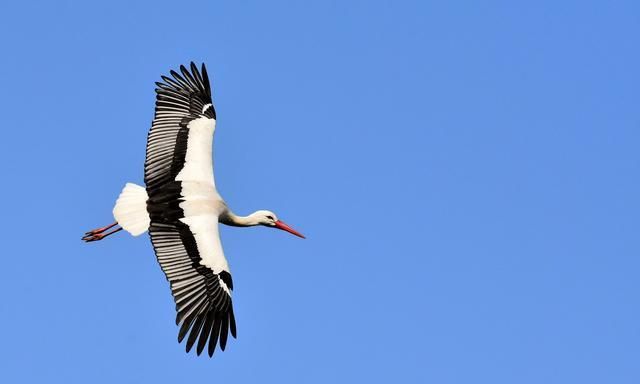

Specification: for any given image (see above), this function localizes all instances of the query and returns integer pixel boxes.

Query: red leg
[84,222,118,236]
[83,226,122,242]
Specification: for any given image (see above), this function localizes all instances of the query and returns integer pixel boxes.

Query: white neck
[219,211,261,227]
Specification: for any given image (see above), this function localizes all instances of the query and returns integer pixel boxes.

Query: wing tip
[175,305,235,358]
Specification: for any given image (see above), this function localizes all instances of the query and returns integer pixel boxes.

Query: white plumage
[112,183,149,236]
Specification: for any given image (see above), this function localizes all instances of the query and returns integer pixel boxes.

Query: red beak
[274,220,306,239]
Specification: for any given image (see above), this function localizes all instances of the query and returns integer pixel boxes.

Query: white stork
[83,62,305,357]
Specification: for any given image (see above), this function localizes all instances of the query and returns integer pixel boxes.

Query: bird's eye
[266,215,274,220]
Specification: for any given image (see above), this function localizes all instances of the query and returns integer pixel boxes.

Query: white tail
[113,183,150,236]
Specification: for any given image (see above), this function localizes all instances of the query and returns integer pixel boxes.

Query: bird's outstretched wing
[144,63,235,357]
[148,219,236,357]
[145,62,217,190]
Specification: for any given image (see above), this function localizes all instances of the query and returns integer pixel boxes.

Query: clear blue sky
[0,1,638,383]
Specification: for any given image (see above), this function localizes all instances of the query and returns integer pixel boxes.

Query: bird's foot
[82,232,107,242]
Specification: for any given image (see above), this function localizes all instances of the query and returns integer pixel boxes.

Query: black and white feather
[144,63,236,357]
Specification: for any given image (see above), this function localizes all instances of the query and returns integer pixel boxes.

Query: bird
[82,62,305,357]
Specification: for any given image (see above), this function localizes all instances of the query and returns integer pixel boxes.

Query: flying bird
[83,62,305,357]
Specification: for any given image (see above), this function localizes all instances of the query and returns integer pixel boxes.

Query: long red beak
[274,220,306,239]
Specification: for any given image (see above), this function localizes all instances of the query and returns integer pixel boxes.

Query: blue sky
[0,0,639,383]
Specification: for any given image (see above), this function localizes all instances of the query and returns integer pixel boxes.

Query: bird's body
[84,63,304,357]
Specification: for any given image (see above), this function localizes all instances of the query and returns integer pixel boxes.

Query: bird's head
[252,210,305,239]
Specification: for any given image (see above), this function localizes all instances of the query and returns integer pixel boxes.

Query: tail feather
[113,183,150,236]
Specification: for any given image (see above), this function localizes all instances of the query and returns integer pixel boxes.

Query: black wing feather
[219,313,229,351]
[197,312,216,356]
[208,316,222,357]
